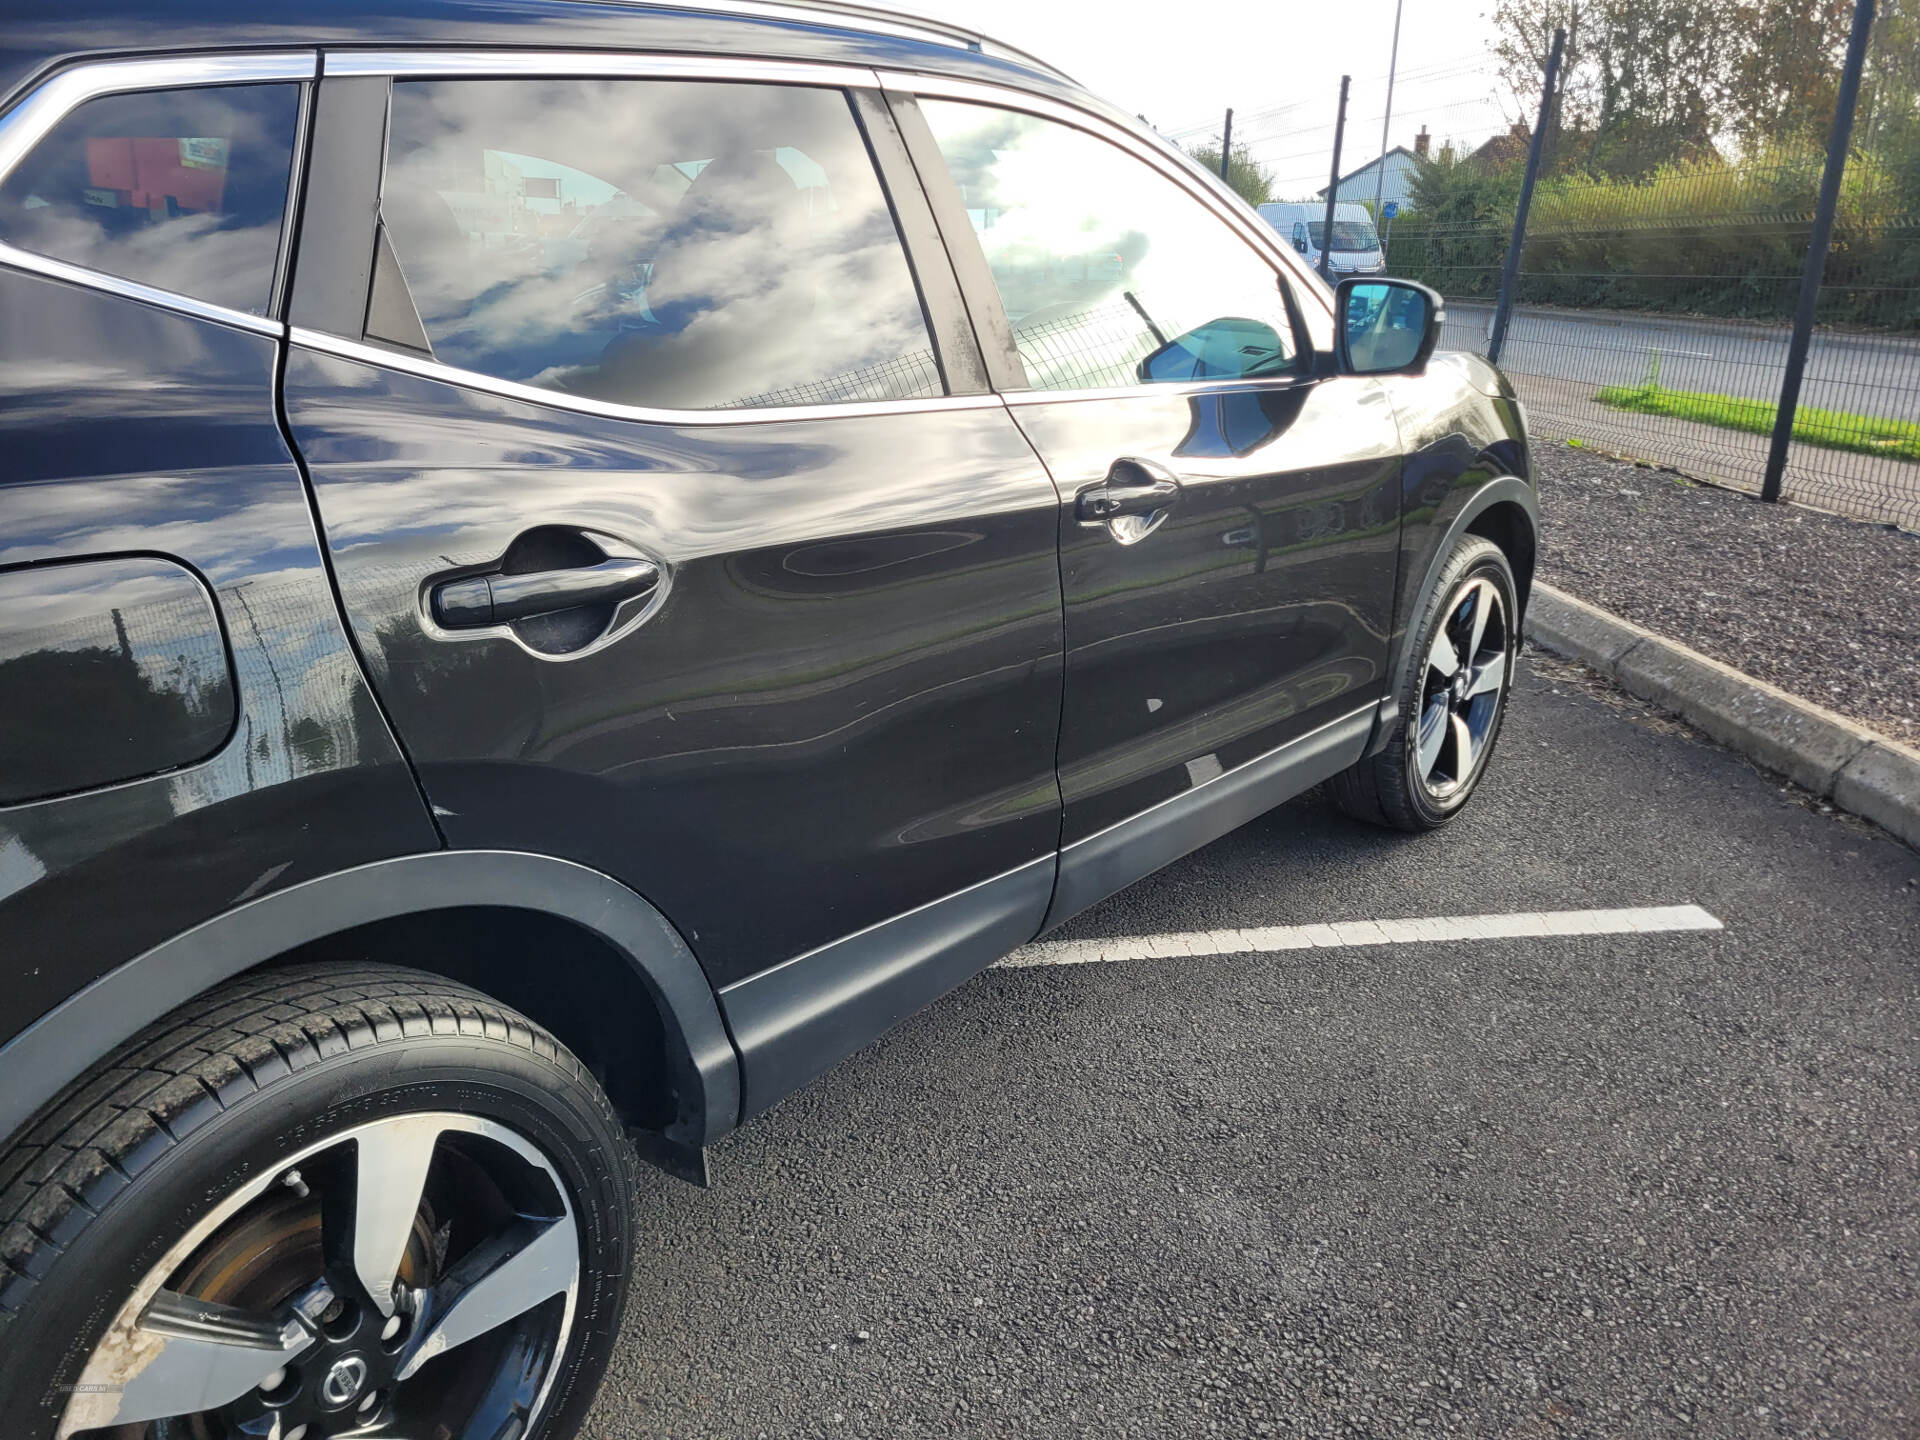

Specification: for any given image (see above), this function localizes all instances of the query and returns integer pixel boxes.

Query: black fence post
[1761,0,1876,504]
[1488,26,1564,366]
[1318,76,1349,283]
[1220,107,1233,182]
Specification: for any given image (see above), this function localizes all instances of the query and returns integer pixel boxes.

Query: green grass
[1593,384,1920,463]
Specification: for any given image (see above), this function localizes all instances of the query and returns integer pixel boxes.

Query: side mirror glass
[1292,236,1308,254]
[1336,277,1444,376]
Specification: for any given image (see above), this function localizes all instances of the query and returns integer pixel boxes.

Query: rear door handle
[433,554,659,629]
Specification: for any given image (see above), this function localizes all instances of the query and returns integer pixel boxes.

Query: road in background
[1446,301,1920,420]
[591,657,1919,1438]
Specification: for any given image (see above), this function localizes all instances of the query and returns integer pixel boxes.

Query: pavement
[1527,582,1920,848]
[589,655,1920,1439]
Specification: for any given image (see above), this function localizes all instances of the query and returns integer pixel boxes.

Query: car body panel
[0,267,440,1052]
[1010,378,1403,844]
[281,347,1066,989]
[0,556,237,806]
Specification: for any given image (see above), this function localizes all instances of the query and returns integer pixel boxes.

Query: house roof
[1315,145,1420,198]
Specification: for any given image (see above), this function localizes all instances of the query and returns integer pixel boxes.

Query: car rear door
[888,82,1402,921]
[280,56,1064,1030]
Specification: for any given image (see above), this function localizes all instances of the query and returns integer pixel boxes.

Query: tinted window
[379,79,942,411]
[0,84,301,316]
[919,100,1299,392]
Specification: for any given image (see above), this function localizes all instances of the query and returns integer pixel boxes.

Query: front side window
[376,79,942,411]
[1309,220,1378,253]
[0,84,301,315]
[918,100,1299,393]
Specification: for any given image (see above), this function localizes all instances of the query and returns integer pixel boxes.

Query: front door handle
[1076,456,1183,543]
[432,554,659,629]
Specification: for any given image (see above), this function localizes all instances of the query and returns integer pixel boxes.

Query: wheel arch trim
[1387,474,1540,716]
[0,850,740,1151]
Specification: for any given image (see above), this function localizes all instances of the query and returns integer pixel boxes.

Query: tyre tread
[0,962,610,1330]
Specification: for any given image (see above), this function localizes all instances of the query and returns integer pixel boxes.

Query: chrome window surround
[292,327,1005,427]
[322,48,878,88]
[0,52,318,337]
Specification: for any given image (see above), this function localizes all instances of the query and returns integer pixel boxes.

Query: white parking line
[997,905,1723,968]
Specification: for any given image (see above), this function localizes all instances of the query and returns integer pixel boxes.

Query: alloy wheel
[1414,574,1511,800]
[57,1114,580,1440]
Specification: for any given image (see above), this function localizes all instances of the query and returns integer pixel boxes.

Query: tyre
[1329,535,1518,831]
[0,963,636,1440]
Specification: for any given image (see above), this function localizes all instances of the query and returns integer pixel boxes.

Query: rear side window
[918,100,1299,393]
[374,79,943,411]
[0,84,301,316]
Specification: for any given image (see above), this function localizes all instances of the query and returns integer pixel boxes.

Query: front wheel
[0,963,636,1440]
[1329,535,1518,831]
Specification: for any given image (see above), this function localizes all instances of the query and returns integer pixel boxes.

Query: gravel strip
[1534,444,1920,748]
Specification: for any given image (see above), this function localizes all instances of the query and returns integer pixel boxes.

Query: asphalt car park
[593,655,1919,1439]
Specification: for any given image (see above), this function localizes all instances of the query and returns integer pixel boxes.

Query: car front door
[280,59,1065,1090]
[894,88,1402,917]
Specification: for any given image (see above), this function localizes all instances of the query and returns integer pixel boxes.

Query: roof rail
[637,0,1075,82]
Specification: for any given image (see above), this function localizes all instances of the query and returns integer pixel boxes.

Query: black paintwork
[0,267,439,1049]
[281,351,1065,986]
[0,556,236,805]
[0,0,1536,1159]
[1015,379,1403,843]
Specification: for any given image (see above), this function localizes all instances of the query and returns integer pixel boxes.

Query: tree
[1489,0,1737,176]
[1725,0,1857,152]
[1186,141,1274,206]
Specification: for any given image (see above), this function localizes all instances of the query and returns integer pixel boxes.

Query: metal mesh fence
[1389,207,1920,531]
[730,347,942,409]
[1321,11,1920,533]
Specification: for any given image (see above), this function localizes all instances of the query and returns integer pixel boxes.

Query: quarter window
[918,100,1300,392]
[0,84,302,316]
[375,79,943,411]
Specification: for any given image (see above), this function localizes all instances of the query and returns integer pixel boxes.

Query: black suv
[0,4,1535,1434]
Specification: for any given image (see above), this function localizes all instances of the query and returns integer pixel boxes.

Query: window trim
[0,52,319,336]
[322,50,880,88]
[291,326,1005,427]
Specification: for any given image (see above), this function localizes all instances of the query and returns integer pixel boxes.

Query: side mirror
[1292,236,1308,254]
[1335,277,1444,376]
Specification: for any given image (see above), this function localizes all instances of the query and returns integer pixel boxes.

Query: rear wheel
[1330,535,1518,831]
[0,964,635,1440]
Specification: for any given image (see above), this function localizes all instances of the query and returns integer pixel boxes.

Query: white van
[1256,201,1385,280]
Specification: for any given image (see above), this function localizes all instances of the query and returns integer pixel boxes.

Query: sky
[894,0,1524,200]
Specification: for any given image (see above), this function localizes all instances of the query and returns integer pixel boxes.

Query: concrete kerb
[1524,581,1920,849]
